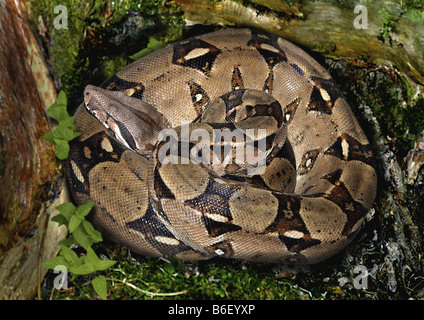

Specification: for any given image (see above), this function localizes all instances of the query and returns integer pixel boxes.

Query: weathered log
[178,0,424,85]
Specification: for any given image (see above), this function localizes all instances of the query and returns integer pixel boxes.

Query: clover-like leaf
[95,259,116,271]
[47,105,69,123]
[56,90,68,107]
[42,131,55,144]
[54,124,78,141]
[59,236,77,247]
[43,90,81,160]
[51,213,68,227]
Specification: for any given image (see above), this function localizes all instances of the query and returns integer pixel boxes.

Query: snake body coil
[67,28,377,264]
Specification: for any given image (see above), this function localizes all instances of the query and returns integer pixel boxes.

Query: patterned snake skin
[67,28,377,264]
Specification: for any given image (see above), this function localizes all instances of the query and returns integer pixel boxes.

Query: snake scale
[67,28,377,264]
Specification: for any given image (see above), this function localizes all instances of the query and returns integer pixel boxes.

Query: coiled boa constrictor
[67,28,377,264]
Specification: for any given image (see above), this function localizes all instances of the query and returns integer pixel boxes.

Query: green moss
[376,6,400,44]
[28,0,184,108]
[397,96,424,148]
[327,59,424,158]
[404,9,424,62]
[43,246,370,300]
[402,0,424,10]
[317,41,337,54]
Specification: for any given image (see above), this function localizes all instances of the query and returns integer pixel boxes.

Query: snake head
[84,85,166,156]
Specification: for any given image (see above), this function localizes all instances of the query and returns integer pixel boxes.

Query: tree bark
[0,0,67,299]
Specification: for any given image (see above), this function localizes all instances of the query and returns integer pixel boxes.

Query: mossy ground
[42,244,374,300]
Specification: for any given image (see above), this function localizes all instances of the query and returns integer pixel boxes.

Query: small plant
[50,202,102,250]
[42,90,80,160]
[43,92,116,299]
[43,201,116,299]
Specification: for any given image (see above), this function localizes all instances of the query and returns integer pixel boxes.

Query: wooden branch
[177,0,424,84]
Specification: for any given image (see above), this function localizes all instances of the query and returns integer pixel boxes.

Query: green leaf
[59,236,77,247]
[53,138,70,160]
[42,131,55,144]
[91,229,103,243]
[55,202,76,221]
[72,131,82,140]
[51,213,68,227]
[82,220,103,242]
[59,115,76,128]
[92,276,108,300]
[75,201,95,219]
[85,247,99,264]
[70,262,97,275]
[43,90,81,161]
[42,255,67,270]
[60,245,79,264]
[95,259,116,271]
[69,214,82,233]
[46,91,68,122]
[85,247,116,271]
[54,124,78,141]
[56,90,68,107]
[72,224,93,249]
[164,262,175,274]
[56,125,81,142]
[82,219,95,234]
[129,37,165,60]
[47,106,69,123]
